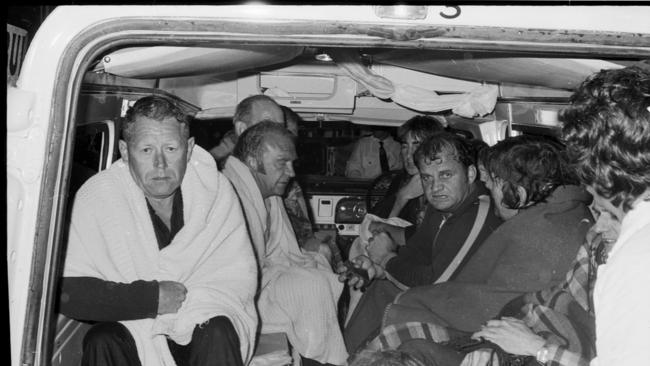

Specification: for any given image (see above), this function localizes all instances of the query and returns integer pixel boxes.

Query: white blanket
[223,156,348,365]
[64,146,258,366]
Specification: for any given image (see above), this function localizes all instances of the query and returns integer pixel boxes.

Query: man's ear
[234,121,248,137]
[466,164,477,184]
[118,140,129,162]
[245,155,258,172]
[186,137,195,163]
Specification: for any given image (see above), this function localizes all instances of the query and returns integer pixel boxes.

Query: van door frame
[21,16,650,366]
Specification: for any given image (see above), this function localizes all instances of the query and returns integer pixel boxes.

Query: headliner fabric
[329,48,498,118]
[99,46,304,79]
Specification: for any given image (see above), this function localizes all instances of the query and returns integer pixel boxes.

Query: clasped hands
[460,317,546,366]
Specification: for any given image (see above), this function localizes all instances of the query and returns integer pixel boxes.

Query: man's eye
[166,146,177,152]
[441,172,452,179]
[142,147,152,153]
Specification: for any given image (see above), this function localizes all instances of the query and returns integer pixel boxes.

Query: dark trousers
[343,279,402,354]
[82,316,243,366]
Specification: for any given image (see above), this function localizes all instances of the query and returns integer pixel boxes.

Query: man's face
[418,153,476,213]
[251,135,297,198]
[401,132,424,175]
[119,116,194,200]
[480,167,519,220]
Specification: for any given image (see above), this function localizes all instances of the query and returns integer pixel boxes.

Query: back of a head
[397,115,445,142]
[234,94,284,127]
[122,95,189,142]
[233,120,295,163]
[561,65,650,211]
[413,131,475,170]
[481,135,575,209]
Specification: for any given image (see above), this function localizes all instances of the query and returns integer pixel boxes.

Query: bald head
[233,94,284,137]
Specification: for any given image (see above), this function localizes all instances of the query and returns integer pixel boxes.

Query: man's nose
[154,150,168,168]
[427,179,443,193]
[285,162,295,177]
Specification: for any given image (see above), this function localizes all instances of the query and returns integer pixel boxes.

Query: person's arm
[544,344,590,366]
[59,277,159,322]
[389,174,423,218]
[283,181,314,248]
[345,139,365,178]
[472,317,590,366]
[368,221,407,246]
[383,232,437,287]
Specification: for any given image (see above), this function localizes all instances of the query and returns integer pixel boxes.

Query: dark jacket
[384,185,593,332]
[386,183,503,287]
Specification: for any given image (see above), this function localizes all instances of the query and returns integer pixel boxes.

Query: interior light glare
[374,5,427,20]
[315,53,333,62]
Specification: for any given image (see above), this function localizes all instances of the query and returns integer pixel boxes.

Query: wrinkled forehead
[420,151,465,171]
[263,134,296,158]
[130,116,186,139]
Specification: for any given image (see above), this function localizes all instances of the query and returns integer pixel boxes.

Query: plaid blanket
[365,232,603,366]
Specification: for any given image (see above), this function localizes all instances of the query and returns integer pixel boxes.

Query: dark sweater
[385,184,503,287]
[58,191,184,322]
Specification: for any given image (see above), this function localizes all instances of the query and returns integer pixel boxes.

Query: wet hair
[349,349,425,366]
[234,94,283,126]
[561,65,650,212]
[413,131,476,171]
[479,135,577,209]
[122,96,190,142]
[233,120,295,172]
[397,115,445,142]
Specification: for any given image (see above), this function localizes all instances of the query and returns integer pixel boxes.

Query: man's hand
[460,349,498,366]
[390,173,424,218]
[367,231,396,264]
[472,317,546,357]
[368,221,406,246]
[158,281,187,315]
[336,255,384,290]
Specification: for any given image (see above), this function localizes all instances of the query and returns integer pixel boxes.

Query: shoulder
[73,162,125,205]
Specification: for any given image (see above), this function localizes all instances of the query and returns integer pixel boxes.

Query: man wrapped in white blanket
[60,96,258,366]
[223,121,348,366]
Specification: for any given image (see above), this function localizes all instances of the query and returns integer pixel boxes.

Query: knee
[393,288,422,306]
[83,322,130,350]
[195,316,238,341]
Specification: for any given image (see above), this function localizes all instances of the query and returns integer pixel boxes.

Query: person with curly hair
[560,64,650,366]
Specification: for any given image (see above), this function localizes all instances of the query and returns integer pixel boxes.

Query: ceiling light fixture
[315,52,333,62]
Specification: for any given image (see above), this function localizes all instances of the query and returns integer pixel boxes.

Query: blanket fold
[64,146,258,366]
